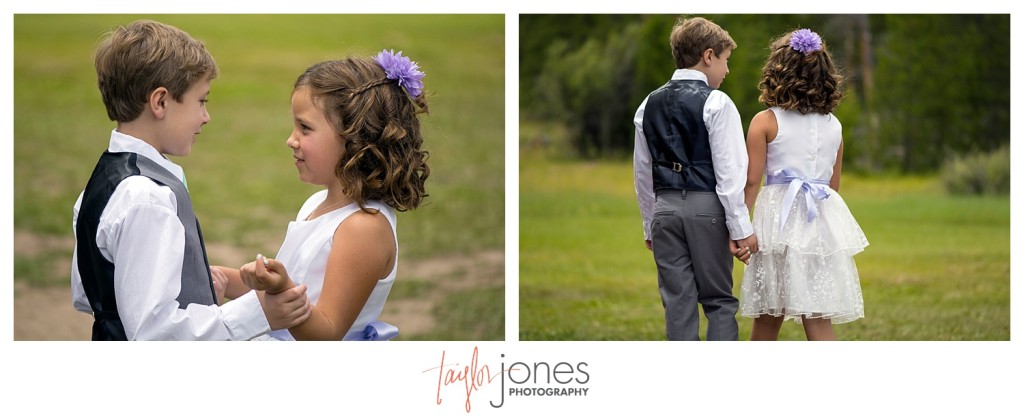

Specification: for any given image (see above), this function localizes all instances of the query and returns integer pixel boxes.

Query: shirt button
[712,219,717,224]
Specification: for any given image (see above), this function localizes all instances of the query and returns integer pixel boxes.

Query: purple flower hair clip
[373,49,425,98]
[789,29,822,55]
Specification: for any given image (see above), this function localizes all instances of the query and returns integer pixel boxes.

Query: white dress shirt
[633,69,754,241]
[71,129,271,340]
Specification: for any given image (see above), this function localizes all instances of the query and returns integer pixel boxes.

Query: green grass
[406,286,506,341]
[13,15,505,340]
[519,126,1010,341]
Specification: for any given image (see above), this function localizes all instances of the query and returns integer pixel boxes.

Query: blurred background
[519,14,1009,340]
[13,14,505,340]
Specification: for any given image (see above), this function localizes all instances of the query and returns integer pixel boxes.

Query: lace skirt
[739,184,869,324]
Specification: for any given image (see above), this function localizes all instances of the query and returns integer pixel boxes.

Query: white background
[3,1,1021,414]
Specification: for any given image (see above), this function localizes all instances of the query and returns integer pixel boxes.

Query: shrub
[941,144,1009,196]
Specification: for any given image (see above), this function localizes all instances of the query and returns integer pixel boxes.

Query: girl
[214,49,429,340]
[738,29,868,341]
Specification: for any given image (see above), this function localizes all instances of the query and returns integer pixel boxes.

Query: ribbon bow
[765,169,831,232]
[361,321,399,341]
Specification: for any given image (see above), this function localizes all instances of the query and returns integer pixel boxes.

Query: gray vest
[76,151,216,340]
[642,79,718,192]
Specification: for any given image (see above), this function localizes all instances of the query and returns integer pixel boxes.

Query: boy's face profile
[156,77,212,157]
[704,48,731,89]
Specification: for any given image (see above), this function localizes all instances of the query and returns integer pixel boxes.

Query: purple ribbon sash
[359,321,399,341]
[765,169,831,232]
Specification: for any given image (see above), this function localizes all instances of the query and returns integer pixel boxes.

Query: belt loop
[681,189,687,199]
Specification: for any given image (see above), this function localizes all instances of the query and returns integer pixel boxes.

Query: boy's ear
[148,87,169,119]
[702,48,715,66]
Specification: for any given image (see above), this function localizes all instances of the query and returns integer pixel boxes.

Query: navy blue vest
[642,79,717,192]
[76,151,217,341]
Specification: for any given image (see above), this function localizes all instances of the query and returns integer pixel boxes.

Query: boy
[71,20,310,340]
[633,17,758,341]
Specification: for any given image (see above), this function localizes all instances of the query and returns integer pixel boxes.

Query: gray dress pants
[651,190,739,341]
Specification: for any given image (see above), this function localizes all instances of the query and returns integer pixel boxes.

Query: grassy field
[13,15,504,340]
[519,124,1010,341]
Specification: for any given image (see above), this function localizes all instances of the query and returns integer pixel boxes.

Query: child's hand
[240,254,295,294]
[258,284,312,330]
[210,266,228,304]
[730,240,751,265]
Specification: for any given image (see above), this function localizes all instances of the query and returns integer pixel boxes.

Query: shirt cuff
[220,290,271,340]
[727,217,754,241]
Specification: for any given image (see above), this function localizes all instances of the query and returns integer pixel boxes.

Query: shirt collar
[107,129,187,186]
[670,68,709,85]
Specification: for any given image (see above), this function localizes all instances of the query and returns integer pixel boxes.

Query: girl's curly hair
[295,57,429,212]
[758,31,845,115]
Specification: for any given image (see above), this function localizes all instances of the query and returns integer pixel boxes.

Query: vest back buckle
[671,162,684,172]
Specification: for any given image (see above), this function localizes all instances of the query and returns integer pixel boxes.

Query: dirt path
[13,281,94,340]
[12,231,504,340]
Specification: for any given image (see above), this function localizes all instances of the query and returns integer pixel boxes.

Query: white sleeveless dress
[739,107,868,324]
[261,190,397,340]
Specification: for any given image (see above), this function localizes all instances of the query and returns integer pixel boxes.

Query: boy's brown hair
[94,20,218,122]
[670,17,737,69]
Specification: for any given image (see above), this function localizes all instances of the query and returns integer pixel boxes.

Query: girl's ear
[148,87,169,119]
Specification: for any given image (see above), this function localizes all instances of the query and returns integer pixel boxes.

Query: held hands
[241,254,313,330]
[240,254,294,294]
[730,234,759,265]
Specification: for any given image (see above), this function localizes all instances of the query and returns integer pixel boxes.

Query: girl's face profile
[286,86,344,186]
